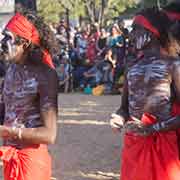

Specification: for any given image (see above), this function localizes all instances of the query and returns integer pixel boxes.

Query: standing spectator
[96,28,108,58]
[74,26,81,48]
[76,30,88,58]
[108,24,126,82]
[86,23,100,64]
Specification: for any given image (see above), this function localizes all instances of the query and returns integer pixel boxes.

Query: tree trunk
[83,0,96,23]
[98,0,105,27]
[15,0,37,11]
[167,0,177,3]
[157,0,161,9]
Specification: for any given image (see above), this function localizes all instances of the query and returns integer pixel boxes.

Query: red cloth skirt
[0,144,51,180]
[121,113,180,180]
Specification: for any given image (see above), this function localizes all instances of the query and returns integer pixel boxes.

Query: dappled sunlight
[61,108,111,114]
[79,171,119,179]
[80,101,100,106]
[61,108,82,111]
[50,177,57,180]
[58,119,109,125]
[59,107,113,117]
[52,95,120,179]
[60,111,90,116]
[62,171,119,180]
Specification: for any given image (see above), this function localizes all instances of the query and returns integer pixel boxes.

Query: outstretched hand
[110,113,124,132]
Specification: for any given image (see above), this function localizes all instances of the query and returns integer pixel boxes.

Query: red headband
[6,13,55,69]
[133,15,160,38]
[164,11,180,21]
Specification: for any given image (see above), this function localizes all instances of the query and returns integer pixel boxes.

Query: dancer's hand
[110,113,124,132]
[124,116,153,136]
[0,125,11,139]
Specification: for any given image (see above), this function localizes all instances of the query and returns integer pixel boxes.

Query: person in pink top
[86,23,100,64]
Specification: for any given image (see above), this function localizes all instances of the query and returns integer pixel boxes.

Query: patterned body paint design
[127,56,179,121]
[1,63,57,147]
[1,30,17,61]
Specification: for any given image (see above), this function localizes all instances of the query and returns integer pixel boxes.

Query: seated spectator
[57,59,70,93]
[97,50,114,94]
[80,49,114,93]
[80,64,101,89]
[73,66,90,89]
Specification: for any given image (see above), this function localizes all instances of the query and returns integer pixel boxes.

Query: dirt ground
[0,93,123,180]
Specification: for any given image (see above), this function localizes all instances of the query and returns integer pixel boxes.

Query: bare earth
[1,93,123,180]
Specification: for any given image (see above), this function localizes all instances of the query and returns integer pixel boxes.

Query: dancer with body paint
[0,8,58,180]
[110,8,180,180]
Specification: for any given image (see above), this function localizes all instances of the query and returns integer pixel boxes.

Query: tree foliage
[140,0,167,8]
[37,0,85,23]
[78,0,138,24]
[37,0,63,22]
[37,0,173,24]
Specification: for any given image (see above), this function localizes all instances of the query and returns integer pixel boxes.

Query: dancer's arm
[0,69,58,144]
[110,76,129,130]
[0,80,5,125]
[115,76,129,122]
[146,61,180,133]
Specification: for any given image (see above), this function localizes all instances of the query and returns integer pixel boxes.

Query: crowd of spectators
[51,20,130,95]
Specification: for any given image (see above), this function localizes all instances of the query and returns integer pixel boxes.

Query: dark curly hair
[163,2,180,42]
[169,22,180,43]
[163,2,180,13]
[13,6,58,65]
[136,7,173,48]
